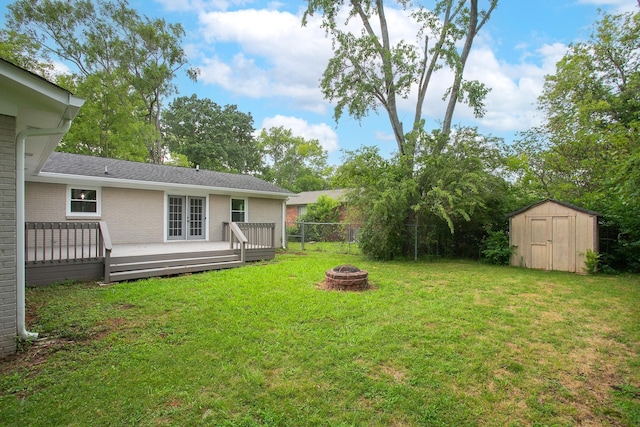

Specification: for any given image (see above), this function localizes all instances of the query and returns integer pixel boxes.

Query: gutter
[15,119,72,340]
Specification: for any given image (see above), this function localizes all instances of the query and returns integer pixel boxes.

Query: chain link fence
[287,221,485,259]
[286,222,361,254]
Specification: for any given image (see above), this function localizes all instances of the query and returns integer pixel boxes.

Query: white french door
[168,195,206,240]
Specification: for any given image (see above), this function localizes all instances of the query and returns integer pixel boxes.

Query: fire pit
[324,265,369,291]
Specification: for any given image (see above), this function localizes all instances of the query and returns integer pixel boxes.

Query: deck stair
[106,249,243,282]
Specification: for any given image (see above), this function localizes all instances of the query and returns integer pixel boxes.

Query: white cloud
[51,60,72,77]
[260,115,340,153]
[374,131,396,142]
[577,0,638,13]
[459,42,569,132]
[195,8,331,113]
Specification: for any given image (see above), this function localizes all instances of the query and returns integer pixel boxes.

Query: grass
[1,251,639,426]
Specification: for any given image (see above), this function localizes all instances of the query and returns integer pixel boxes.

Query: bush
[481,230,516,265]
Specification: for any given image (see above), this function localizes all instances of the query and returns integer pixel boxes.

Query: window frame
[66,186,101,218]
[230,198,248,223]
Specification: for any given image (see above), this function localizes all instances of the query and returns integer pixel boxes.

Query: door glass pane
[189,197,204,239]
[168,196,184,239]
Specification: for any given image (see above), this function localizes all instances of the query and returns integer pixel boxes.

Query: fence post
[301,222,305,251]
[414,223,418,261]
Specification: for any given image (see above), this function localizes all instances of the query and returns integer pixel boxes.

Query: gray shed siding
[0,114,17,356]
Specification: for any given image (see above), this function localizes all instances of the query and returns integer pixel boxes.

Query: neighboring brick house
[0,58,83,356]
[285,189,346,226]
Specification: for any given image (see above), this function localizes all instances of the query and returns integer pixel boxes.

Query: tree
[0,29,54,78]
[508,11,640,271]
[6,0,196,162]
[162,95,261,174]
[335,126,507,260]
[55,72,151,161]
[303,0,497,158]
[257,126,332,192]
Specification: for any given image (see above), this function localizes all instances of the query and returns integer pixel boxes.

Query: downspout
[15,119,72,340]
[282,200,287,249]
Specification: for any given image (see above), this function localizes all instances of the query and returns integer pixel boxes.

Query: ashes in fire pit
[324,264,369,291]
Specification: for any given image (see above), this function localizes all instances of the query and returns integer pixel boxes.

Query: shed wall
[510,201,598,273]
[0,114,17,356]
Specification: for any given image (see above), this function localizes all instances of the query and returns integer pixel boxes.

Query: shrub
[481,230,516,265]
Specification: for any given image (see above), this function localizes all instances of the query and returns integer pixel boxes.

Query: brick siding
[0,114,17,356]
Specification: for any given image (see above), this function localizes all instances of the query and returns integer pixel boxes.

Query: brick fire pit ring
[324,265,369,291]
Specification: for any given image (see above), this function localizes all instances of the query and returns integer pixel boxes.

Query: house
[285,189,345,226]
[508,199,600,273]
[24,152,292,285]
[1,56,292,357]
[1,57,84,356]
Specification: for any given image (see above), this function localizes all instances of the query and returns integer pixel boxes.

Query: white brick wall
[0,114,17,356]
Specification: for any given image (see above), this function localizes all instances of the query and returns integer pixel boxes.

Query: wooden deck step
[106,250,243,282]
[109,254,239,272]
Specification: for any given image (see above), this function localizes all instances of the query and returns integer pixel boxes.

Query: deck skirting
[25,247,276,286]
[26,259,104,287]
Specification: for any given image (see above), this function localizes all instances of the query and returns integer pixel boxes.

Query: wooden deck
[25,222,277,286]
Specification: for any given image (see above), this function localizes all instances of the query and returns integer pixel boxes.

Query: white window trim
[66,185,101,218]
[230,197,248,223]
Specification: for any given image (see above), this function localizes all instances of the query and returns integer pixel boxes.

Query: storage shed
[508,199,600,273]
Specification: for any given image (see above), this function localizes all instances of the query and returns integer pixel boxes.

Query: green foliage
[162,94,260,173]
[0,29,54,77]
[334,146,416,260]
[257,126,331,192]
[507,11,640,272]
[6,0,195,163]
[295,195,343,241]
[582,249,601,274]
[302,0,497,156]
[481,230,516,265]
[336,127,510,260]
[301,195,341,224]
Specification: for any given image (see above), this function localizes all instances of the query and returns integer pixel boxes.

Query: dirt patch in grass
[0,337,75,375]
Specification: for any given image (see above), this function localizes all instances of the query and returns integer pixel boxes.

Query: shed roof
[507,198,601,218]
[286,189,346,206]
[39,152,292,197]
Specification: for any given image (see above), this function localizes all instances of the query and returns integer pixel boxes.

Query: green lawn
[1,251,639,426]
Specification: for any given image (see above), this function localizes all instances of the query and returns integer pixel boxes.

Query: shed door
[530,218,549,270]
[528,215,574,272]
[552,216,573,272]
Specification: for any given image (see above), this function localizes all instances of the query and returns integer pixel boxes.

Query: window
[231,198,246,222]
[67,187,100,217]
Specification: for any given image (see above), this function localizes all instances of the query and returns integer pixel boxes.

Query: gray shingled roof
[42,152,292,195]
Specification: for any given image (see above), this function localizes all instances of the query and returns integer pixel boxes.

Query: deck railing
[25,221,112,262]
[223,222,276,249]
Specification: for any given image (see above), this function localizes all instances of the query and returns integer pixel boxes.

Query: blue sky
[1,0,638,164]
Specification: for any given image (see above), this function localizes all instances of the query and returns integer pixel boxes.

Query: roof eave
[29,172,291,199]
